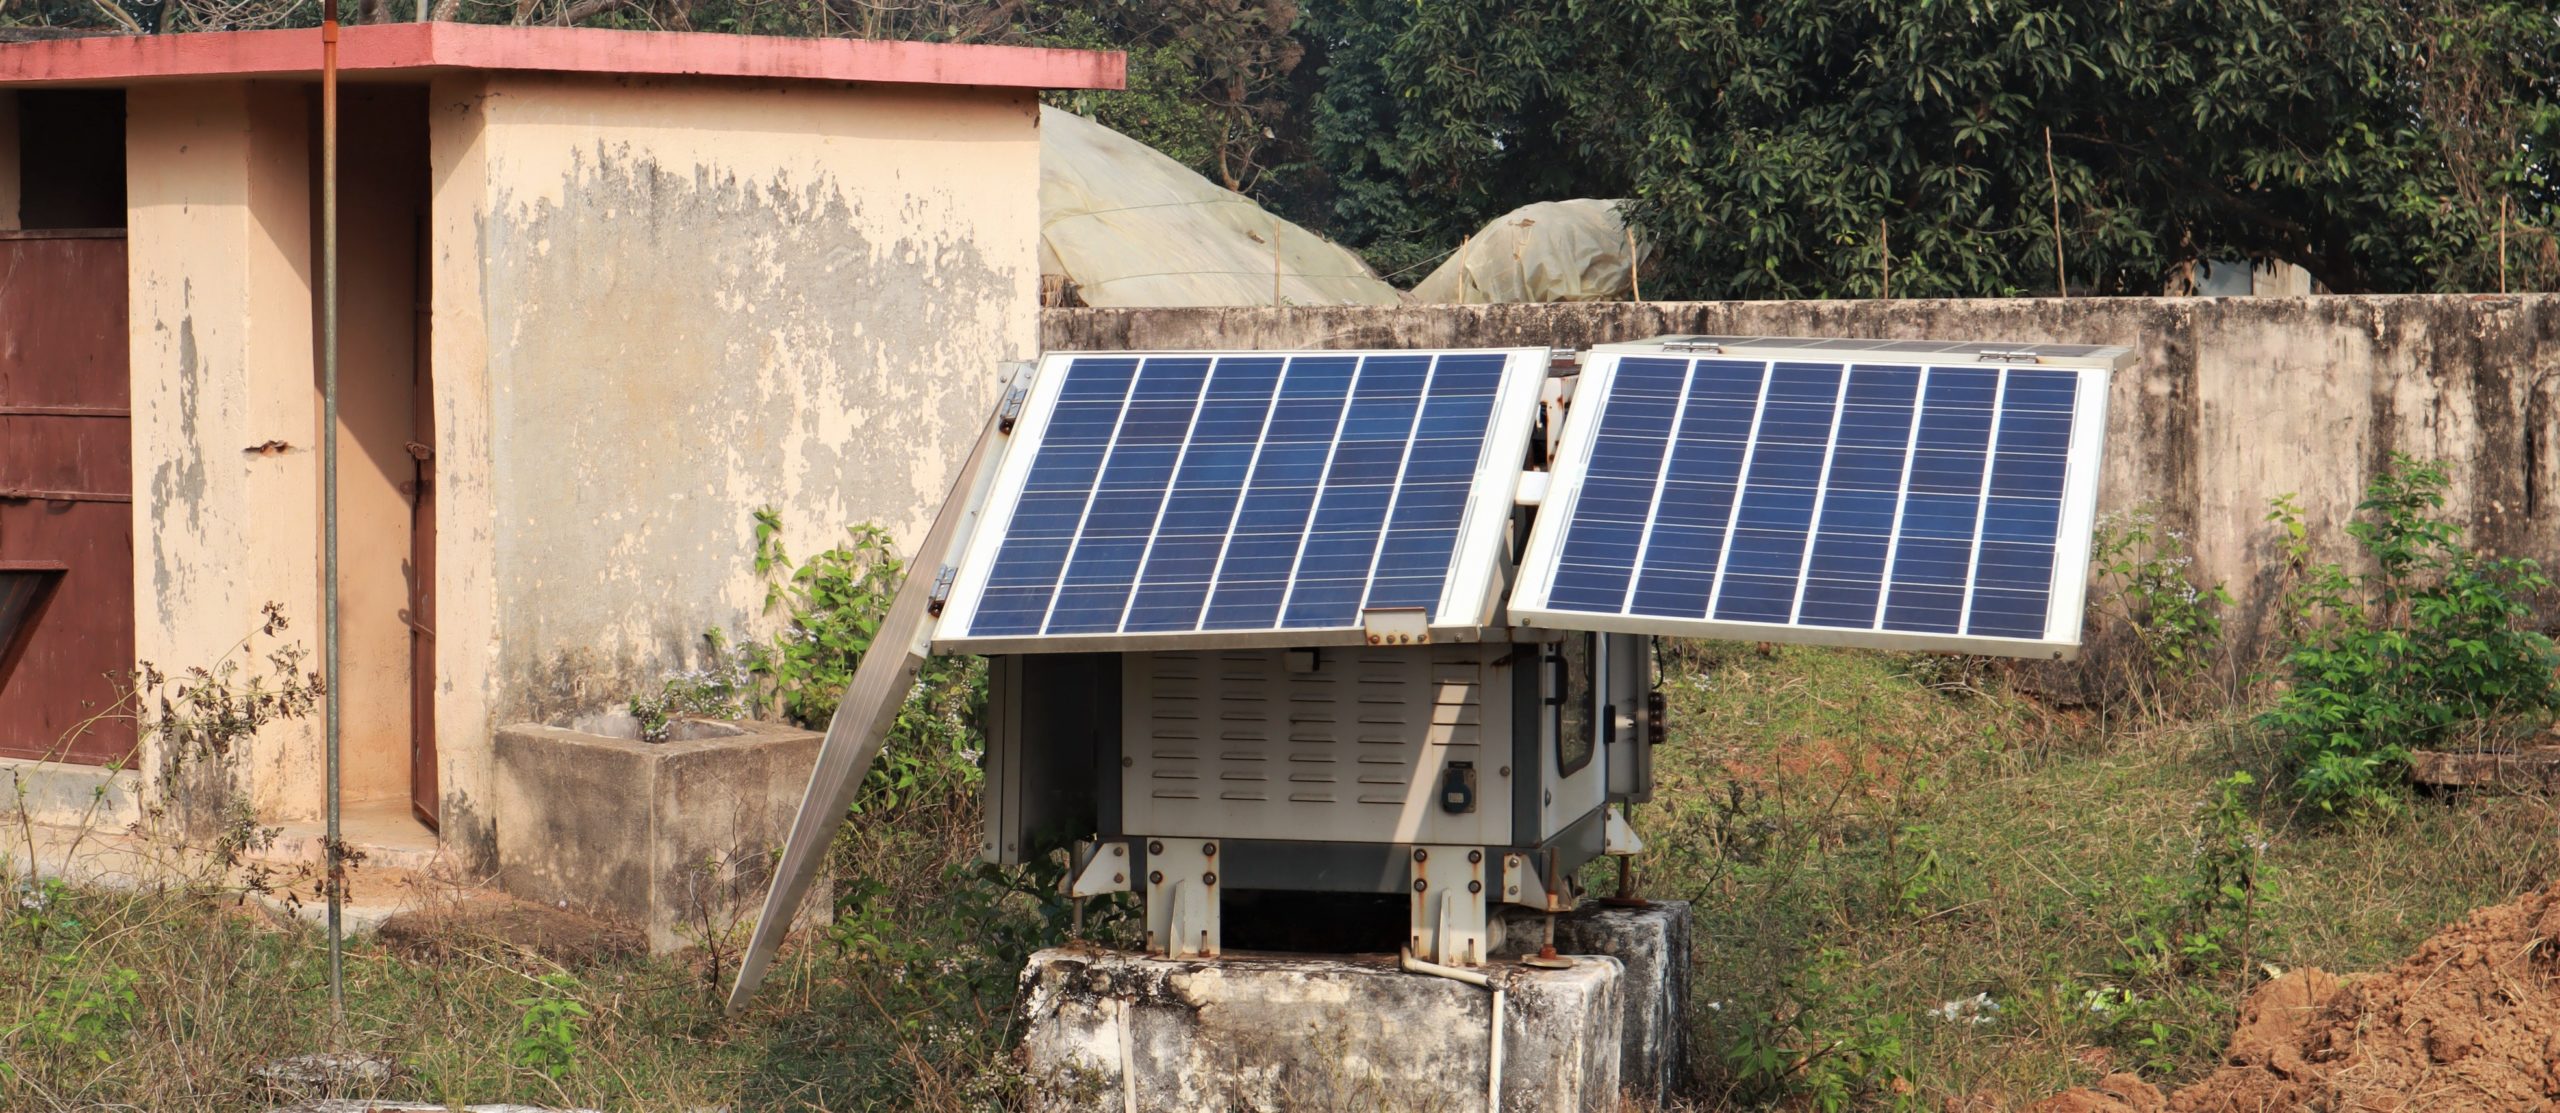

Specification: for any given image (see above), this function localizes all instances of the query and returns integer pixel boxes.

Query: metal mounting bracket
[1070,839,1131,898]
[1604,805,1646,856]
[1407,845,1489,965]
[1361,606,1430,646]
[1145,838,1219,958]
[1498,849,1554,911]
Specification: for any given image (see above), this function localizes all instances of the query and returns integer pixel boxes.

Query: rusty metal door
[0,231,135,765]
[408,215,438,828]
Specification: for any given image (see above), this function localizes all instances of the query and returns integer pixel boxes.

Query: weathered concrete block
[1549,902,1692,1105]
[492,718,822,951]
[1019,948,1623,1112]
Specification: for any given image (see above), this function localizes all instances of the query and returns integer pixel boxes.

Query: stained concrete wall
[431,73,1041,865]
[126,82,326,824]
[1044,298,2560,657]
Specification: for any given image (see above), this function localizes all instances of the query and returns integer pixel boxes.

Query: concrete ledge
[0,756,142,830]
[1019,948,1623,1112]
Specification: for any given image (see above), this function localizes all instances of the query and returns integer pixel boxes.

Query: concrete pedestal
[492,717,822,951]
[1506,901,1694,1105]
[1019,948,1625,1112]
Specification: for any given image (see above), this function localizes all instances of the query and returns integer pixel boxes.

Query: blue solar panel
[1516,350,2106,655]
[948,350,1540,645]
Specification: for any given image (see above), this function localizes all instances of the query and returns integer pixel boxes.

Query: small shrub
[510,972,590,1080]
[737,509,986,814]
[2260,456,2560,815]
[1718,947,1920,1112]
[2117,772,2272,979]
[626,634,752,742]
[2087,506,2232,720]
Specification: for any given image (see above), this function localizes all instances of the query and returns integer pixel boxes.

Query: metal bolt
[1150,840,1165,854]
[1203,871,1218,887]
[1507,886,1519,896]
[1506,854,1521,869]
[1413,848,1429,863]
[1413,879,1428,892]
[1467,849,1482,865]
[1468,880,1482,894]
[1112,845,1125,857]
[1122,756,1135,768]
[1113,874,1125,885]
[1202,842,1216,857]
[1149,870,1164,885]
[1498,766,1511,777]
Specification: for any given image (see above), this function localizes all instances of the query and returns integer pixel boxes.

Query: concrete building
[0,24,1120,875]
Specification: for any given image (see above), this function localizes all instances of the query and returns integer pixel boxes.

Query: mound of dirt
[2036,882,2560,1112]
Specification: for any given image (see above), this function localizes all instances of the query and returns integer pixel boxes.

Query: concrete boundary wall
[1042,297,2560,656]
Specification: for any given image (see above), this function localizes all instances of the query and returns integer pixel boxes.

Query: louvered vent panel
[1122,645,1512,844]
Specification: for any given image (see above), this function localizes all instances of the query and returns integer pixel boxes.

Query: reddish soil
[2034,881,2560,1112]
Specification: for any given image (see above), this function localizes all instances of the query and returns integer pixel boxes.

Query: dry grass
[1639,641,2560,1110]
[5,641,2553,1111]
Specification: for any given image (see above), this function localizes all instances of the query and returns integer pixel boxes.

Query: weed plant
[2260,456,2560,815]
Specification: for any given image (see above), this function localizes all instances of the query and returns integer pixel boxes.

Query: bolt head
[1149,870,1163,885]
[1467,849,1483,864]
[1149,840,1164,854]
[1413,879,1427,892]
[1413,848,1428,863]
[1203,872,1218,886]
[1201,842,1216,857]
[1468,880,1482,894]
[1112,845,1125,857]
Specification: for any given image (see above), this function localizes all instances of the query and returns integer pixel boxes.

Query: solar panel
[935,348,1549,651]
[1509,340,2119,659]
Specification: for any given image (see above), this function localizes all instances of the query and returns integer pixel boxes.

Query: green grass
[5,642,2552,1111]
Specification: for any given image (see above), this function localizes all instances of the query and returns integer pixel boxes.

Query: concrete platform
[1019,947,1625,1112]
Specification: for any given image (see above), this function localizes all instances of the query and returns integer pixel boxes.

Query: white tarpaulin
[1040,106,1403,308]
[1411,199,1649,304]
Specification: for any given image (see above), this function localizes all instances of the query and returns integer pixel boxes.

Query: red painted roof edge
[0,22,1125,90]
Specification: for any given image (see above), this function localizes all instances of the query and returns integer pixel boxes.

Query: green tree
[1289,0,2560,297]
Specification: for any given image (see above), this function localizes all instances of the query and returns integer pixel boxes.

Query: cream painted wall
[126,82,325,824]
[429,72,1042,865]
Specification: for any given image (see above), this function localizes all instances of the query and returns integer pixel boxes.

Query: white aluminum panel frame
[1508,348,2117,662]
[933,347,1551,654]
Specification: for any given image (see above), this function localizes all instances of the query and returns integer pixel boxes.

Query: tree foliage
[1288,0,2560,297]
[12,0,2555,298]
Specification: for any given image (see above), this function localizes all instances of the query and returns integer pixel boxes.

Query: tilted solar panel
[935,348,1549,652]
[1509,341,2119,659]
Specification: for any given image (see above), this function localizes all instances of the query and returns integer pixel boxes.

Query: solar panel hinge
[1660,339,1723,354]
[926,564,958,615]
[1975,348,2044,364]
[997,385,1030,433]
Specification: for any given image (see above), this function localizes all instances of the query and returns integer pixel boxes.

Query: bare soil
[376,897,645,966]
[2034,880,2560,1112]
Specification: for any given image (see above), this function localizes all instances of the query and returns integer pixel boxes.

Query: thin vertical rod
[321,0,345,1025]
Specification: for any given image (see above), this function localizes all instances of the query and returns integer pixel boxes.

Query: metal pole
[321,0,345,1026]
